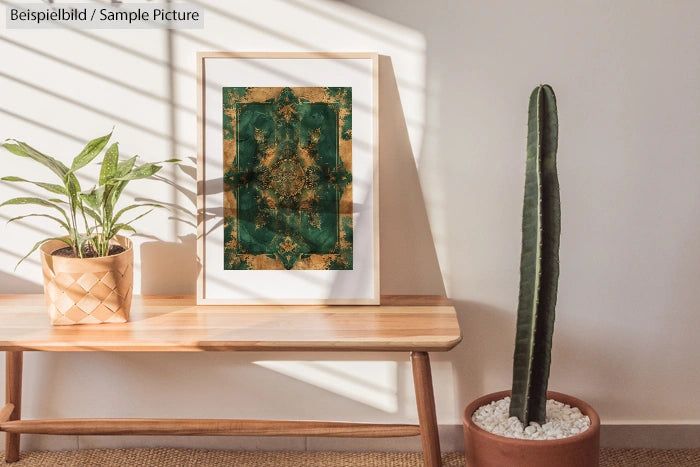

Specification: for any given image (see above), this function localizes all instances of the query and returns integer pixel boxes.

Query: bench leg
[411,351,441,467]
[5,351,23,463]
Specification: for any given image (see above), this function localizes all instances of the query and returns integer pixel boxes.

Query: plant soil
[52,245,126,258]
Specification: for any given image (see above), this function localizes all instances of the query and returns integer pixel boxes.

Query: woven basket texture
[40,236,133,325]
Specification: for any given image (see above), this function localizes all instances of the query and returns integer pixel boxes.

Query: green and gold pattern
[222,87,353,270]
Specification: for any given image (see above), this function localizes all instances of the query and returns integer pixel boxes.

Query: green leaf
[109,223,136,238]
[125,208,154,224]
[7,213,70,232]
[70,130,112,173]
[1,196,67,214]
[80,186,104,211]
[113,163,162,181]
[116,155,138,178]
[102,184,116,225]
[111,180,128,207]
[1,138,84,220]
[108,208,154,239]
[82,206,102,223]
[112,203,162,225]
[48,198,68,205]
[1,142,28,157]
[0,197,72,229]
[99,143,119,185]
[2,140,69,180]
[1,176,68,195]
[15,237,72,270]
[64,174,82,218]
[77,234,95,249]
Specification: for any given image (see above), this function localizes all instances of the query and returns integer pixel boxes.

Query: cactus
[509,85,560,425]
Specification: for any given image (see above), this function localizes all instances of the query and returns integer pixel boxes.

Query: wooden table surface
[0,295,462,352]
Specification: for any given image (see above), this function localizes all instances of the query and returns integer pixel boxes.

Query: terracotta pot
[463,390,600,467]
[40,236,134,325]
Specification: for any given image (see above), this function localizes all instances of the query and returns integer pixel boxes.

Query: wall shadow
[140,234,199,294]
[451,298,631,423]
[378,55,445,296]
[0,271,41,294]
[451,300,514,404]
[0,0,453,442]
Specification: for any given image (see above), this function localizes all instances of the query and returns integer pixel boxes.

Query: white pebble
[471,396,591,440]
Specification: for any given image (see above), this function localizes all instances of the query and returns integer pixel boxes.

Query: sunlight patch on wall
[255,360,399,412]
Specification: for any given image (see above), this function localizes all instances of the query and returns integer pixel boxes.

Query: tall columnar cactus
[509,84,560,425]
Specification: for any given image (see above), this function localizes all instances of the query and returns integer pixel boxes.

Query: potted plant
[462,85,600,466]
[1,130,175,325]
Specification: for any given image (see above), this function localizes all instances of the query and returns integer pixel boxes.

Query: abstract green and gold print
[222,87,353,270]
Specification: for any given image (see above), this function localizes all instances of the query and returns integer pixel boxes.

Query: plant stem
[509,84,560,425]
[69,207,81,258]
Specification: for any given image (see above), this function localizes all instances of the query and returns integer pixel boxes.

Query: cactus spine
[509,85,560,425]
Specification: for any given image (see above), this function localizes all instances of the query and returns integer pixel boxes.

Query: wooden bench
[0,294,461,466]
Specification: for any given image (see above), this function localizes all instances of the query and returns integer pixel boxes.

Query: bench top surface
[0,295,462,352]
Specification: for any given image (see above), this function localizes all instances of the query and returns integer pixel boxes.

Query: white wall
[0,0,444,452]
[0,0,699,452]
[342,0,700,424]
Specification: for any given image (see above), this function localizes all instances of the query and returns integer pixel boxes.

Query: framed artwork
[196,52,379,304]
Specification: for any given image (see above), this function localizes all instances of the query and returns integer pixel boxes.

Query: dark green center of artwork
[222,87,353,270]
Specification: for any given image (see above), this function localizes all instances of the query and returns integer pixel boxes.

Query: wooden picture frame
[197,52,379,305]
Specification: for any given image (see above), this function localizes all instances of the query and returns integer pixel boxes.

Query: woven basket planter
[40,236,133,325]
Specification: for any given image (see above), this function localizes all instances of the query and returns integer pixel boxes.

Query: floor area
[1,448,700,466]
